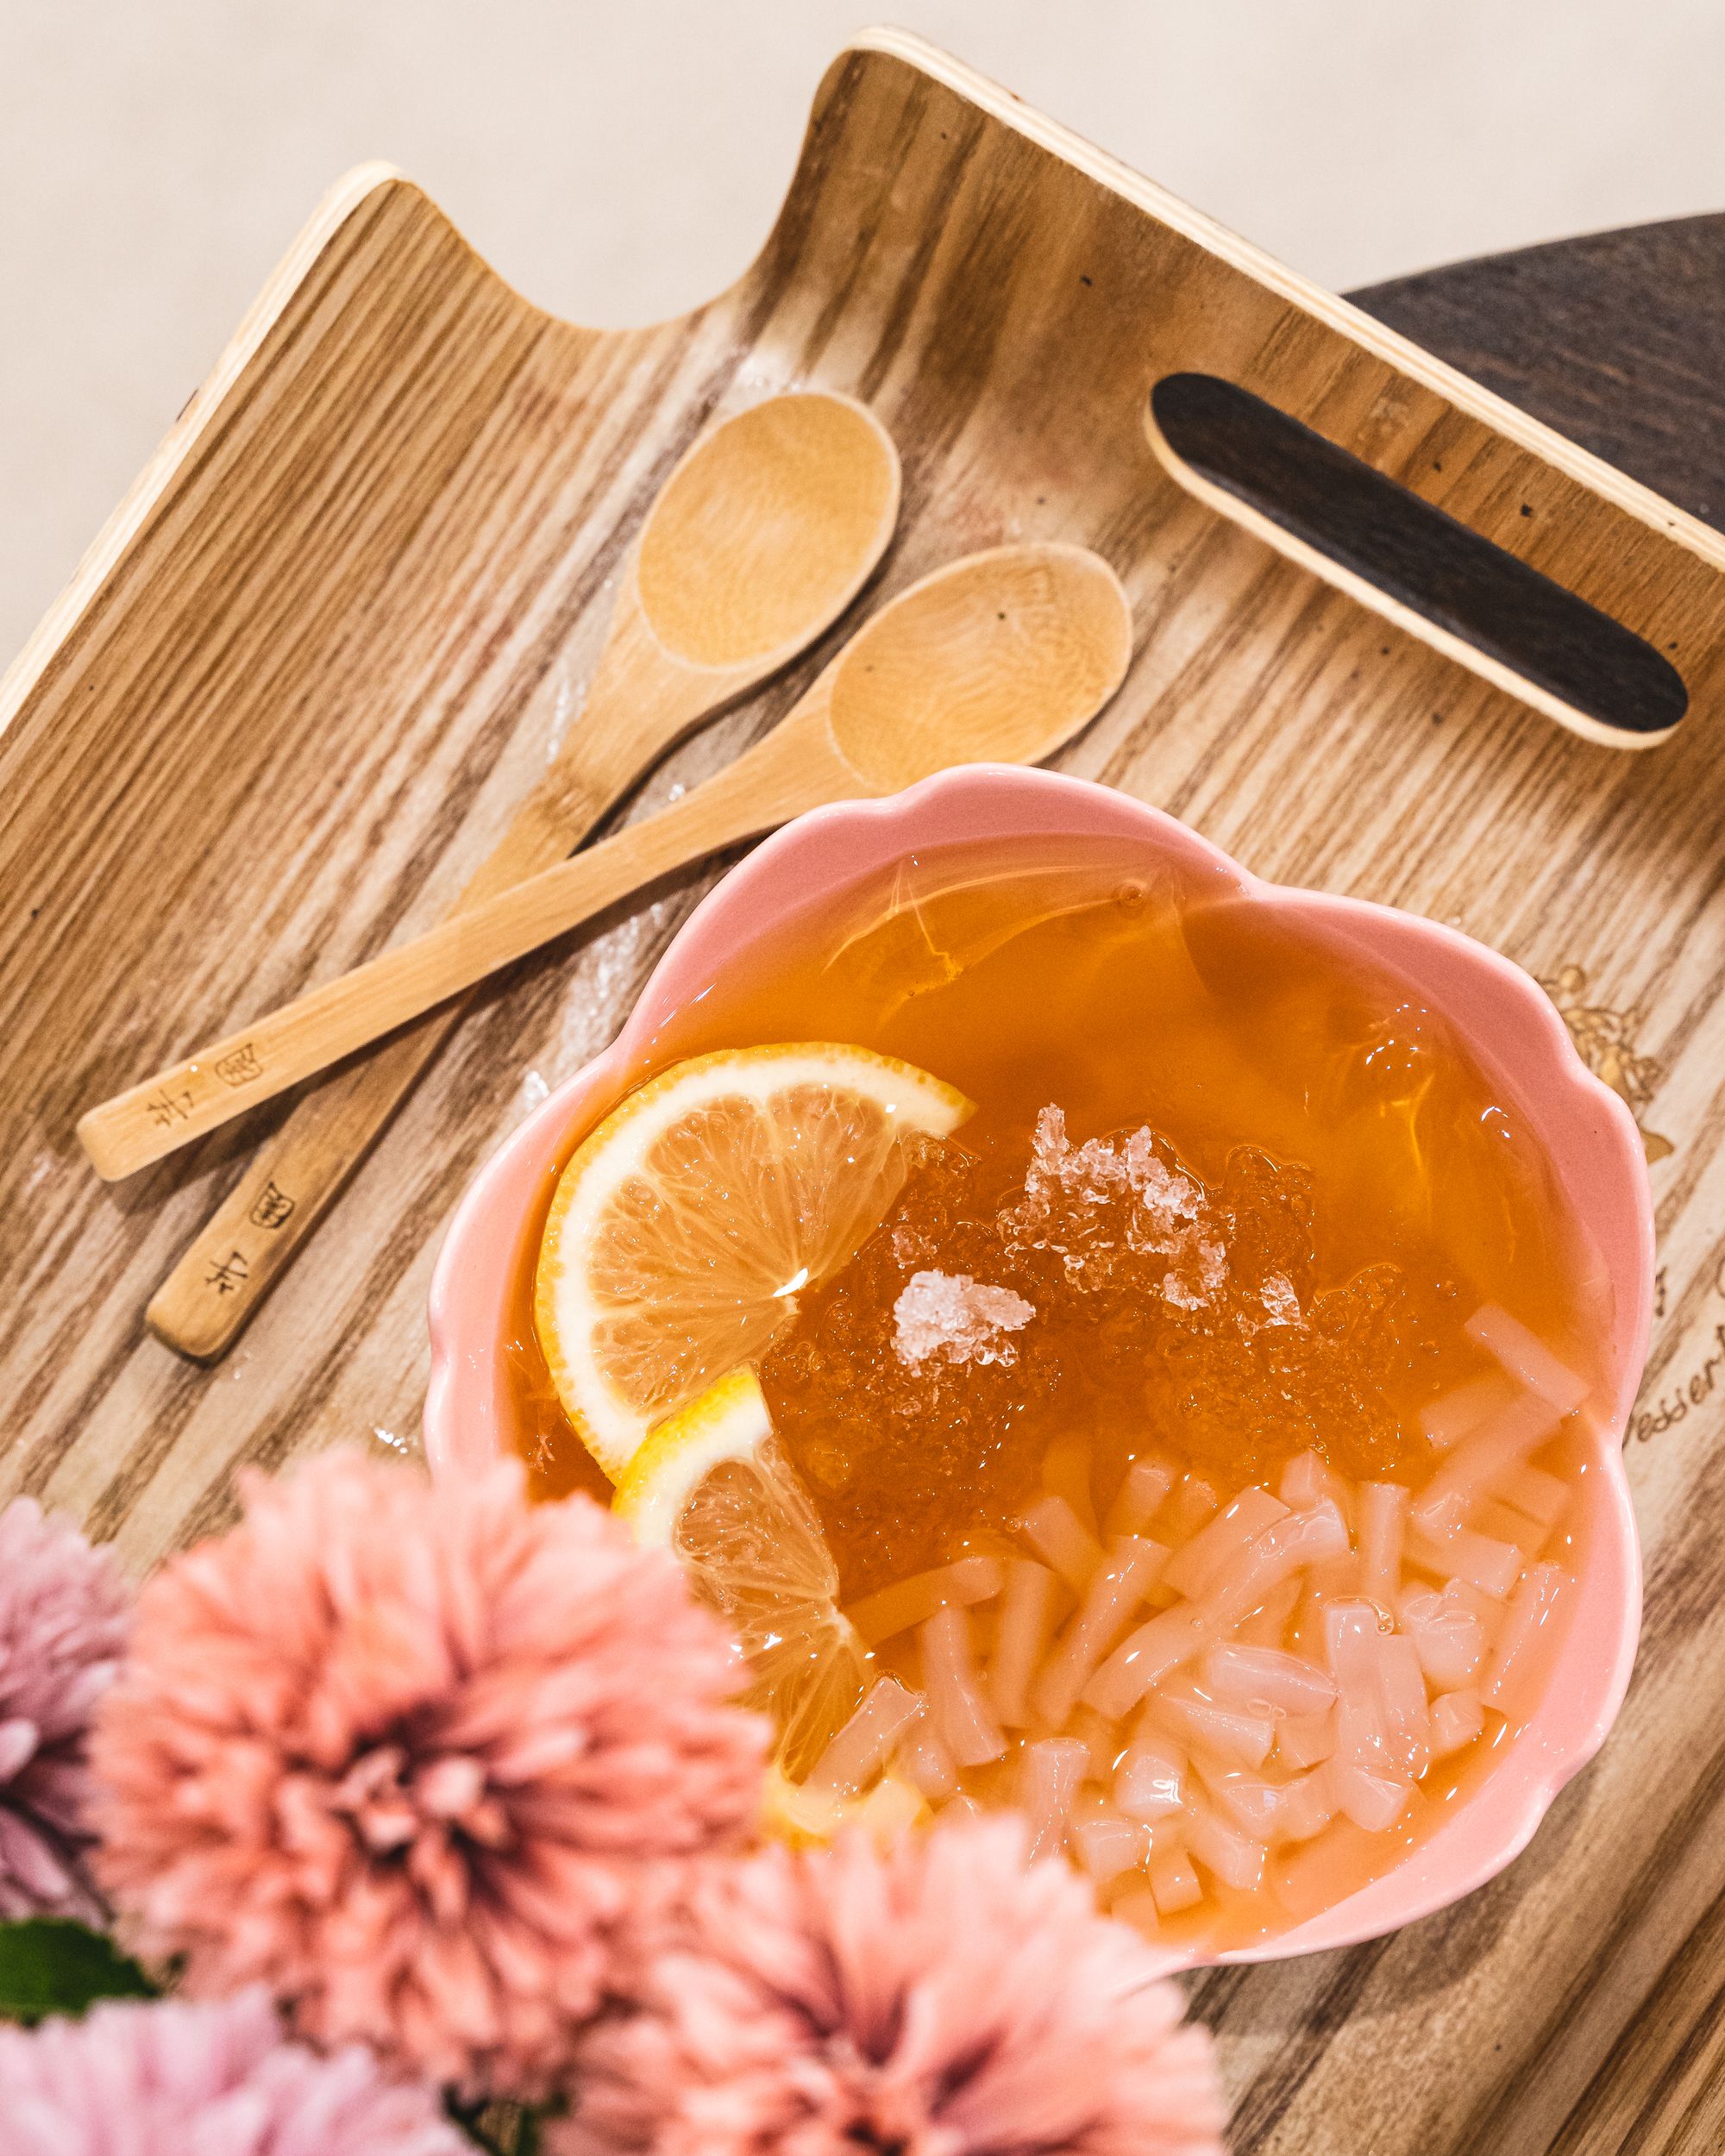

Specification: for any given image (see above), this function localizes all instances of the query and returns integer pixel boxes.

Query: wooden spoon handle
[147,1011,467,1352]
[78,726,837,1182]
[142,750,619,1358]
[139,391,902,1356]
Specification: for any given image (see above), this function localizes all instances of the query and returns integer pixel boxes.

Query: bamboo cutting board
[3,31,1725,2154]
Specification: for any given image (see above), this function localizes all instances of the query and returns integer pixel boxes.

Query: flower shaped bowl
[424,763,1651,1965]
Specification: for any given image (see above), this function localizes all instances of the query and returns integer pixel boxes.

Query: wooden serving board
[3,31,1724,2154]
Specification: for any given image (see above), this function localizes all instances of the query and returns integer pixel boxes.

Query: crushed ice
[1260,1272,1302,1326]
[1006,1106,1227,1307]
[894,1269,1036,1368]
[1163,1238,1227,1310]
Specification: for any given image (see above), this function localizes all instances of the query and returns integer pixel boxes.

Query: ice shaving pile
[893,1270,1035,1367]
[762,1109,1462,1594]
[760,1110,1588,1935]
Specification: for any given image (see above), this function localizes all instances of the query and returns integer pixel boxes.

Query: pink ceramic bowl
[424,764,1651,1964]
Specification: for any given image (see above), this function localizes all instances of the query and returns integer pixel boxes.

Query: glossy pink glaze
[424,764,1651,1965]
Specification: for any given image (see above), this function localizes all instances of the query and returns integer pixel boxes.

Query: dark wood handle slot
[1149,371,1688,741]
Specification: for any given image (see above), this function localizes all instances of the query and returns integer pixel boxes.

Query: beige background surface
[3,0,1722,676]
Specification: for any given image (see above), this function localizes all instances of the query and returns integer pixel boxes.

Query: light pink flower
[0,1495,131,1921]
[0,1985,467,2155]
[558,1815,1226,2156]
[91,1451,766,2099]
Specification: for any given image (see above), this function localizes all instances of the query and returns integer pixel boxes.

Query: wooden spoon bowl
[635,392,901,674]
[823,545,1135,787]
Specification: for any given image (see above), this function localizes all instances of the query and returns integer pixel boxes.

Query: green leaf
[0,1918,157,2024]
[443,2094,560,2154]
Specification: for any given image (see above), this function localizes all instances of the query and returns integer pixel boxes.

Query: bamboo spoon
[141,390,901,1358]
[80,545,1132,1182]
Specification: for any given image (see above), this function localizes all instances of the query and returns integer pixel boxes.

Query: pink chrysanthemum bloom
[90,1451,766,2098]
[0,1985,467,2155]
[558,1815,1227,2156]
[0,1495,131,1921]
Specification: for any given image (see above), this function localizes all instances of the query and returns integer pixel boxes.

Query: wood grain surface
[141,387,902,1355]
[2,30,1724,2153]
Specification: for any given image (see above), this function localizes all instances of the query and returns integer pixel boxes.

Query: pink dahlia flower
[90,1451,766,2098]
[558,1815,1226,2156]
[0,1986,467,2154]
[0,1495,131,1921]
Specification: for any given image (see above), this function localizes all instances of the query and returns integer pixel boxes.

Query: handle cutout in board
[1147,371,1688,747]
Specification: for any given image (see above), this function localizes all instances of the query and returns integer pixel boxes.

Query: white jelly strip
[1082,1499,1348,1720]
[1357,1483,1409,1609]
[1327,1599,1428,1783]
[1234,1575,1302,1647]
[1105,1457,1177,1539]
[1419,1371,1518,1451]
[1202,1641,1338,1718]
[1018,1493,1105,1593]
[919,1604,1007,1766]
[1186,1796,1266,1890]
[1154,1682,1276,1771]
[1412,1391,1562,1534]
[1430,1688,1485,1758]
[1278,1449,1348,1514]
[1197,1499,1351,1633]
[1326,1601,1393,1776]
[1303,1550,1361,1601]
[1071,1803,1151,1884]
[988,1557,1060,1727]
[1499,1462,1570,1527]
[1405,1517,1523,1600]
[894,1695,958,1801]
[1162,1486,1288,1600]
[1082,1607,1209,1720]
[1063,1707,1120,1783]
[846,1553,1005,1648]
[1465,1305,1589,1415]
[1375,1632,1432,1779]
[1277,1769,1336,1844]
[1475,1497,1548,1556]
[1396,1584,1486,1690]
[804,1677,925,1799]
[1276,1708,1337,1770]
[1031,1535,1169,1727]
[1197,1761,1286,1840]
[1162,1471,1222,1542]
[1018,1736,1089,1862]
[1327,1755,1409,1832]
[1481,1562,1568,1713]
[1151,1846,1203,1915]
[1113,1727,1186,1821]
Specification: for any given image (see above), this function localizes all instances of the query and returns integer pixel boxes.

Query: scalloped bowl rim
[424,763,1649,1967]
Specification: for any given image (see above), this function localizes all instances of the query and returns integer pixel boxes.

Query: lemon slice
[536,1042,973,1476]
[615,1365,868,1779]
[762,1763,930,1846]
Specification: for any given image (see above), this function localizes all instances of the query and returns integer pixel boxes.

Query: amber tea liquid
[500,834,1609,1948]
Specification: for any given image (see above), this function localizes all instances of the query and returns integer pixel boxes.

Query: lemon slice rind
[615,1364,869,1784]
[613,1364,775,1541]
[536,1042,973,1478]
